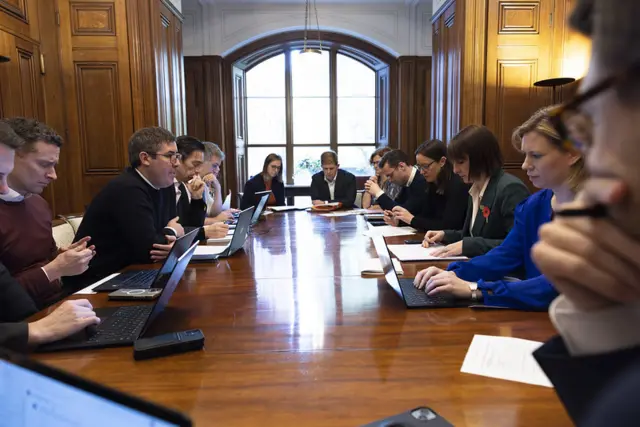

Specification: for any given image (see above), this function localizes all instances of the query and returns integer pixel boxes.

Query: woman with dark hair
[240,153,285,210]
[413,107,586,310]
[422,125,530,258]
[386,139,469,231]
[361,147,402,209]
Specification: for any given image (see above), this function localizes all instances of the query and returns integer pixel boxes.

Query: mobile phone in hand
[404,239,423,245]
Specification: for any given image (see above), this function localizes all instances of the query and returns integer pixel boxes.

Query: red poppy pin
[481,205,490,223]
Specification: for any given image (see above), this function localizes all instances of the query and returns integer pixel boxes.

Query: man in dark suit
[310,151,357,208]
[530,1,640,426]
[0,122,98,352]
[365,149,427,215]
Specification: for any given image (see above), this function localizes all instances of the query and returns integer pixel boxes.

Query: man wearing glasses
[67,127,184,288]
[531,1,640,426]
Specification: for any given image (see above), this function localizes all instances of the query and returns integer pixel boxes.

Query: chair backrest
[355,190,364,208]
[52,222,75,249]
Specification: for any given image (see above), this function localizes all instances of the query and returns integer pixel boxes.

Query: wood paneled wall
[398,57,432,154]
[431,0,582,187]
[0,0,186,214]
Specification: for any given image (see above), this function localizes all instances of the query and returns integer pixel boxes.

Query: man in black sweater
[310,151,357,208]
[365,149,426,215]
[69,127,184,287]
[530,1,640,426]
[174,136,228,240]
[0,123,98,352]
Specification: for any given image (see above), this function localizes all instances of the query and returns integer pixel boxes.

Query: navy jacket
[309,169,357,208]
[0,262,37,352]
[443,170,530,257]
[241,173,285,210]
[448,189,557,310]
[376,169,427,215]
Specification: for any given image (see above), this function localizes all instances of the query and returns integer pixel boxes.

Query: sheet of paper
[460,335,552,388]
[362,226,417,237]
[262,210,274,216]
[269,205,309,212]
[319,211,359,217]
[193,245,229,260]
[221,192,231,211]
[360,258,404,275]
[207,236,233,244]
[74,273,120,295]
[387,244,468,261]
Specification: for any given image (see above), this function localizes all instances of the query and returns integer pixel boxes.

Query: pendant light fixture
[301,0,323,54]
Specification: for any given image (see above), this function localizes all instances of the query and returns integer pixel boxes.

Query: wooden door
[232,65,247,196]
[57,0,134,210]
[484,0,554,182]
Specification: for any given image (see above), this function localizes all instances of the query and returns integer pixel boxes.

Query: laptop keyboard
[108,270,157,289]
[88,305,153,343]
[398,279,453,307]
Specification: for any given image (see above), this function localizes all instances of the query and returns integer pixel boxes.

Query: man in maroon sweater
[0,118,94,308]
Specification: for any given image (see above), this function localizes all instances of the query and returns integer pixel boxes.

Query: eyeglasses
[548,63,640,152]
[147,151,182,163]
[417,161,436,172]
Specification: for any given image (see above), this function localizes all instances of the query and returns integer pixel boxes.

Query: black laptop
[0,350,192,426]
[38,241,199,352]
[372,236,468,308]
[93,229,199,292]
[195,206,254,260]
[250,190,271,226]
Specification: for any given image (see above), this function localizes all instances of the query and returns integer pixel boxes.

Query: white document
[193,245,229,260]
[74,273,120,295]
[320,211,359,217]
[461,335,552,388]
[387,244,468,262]
[269,205,309,212]
[207,236,233,244]
[363,226,417,237]
[221,192,231,211]
[360,258,404,275]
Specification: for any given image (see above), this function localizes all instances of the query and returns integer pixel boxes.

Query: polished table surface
[33,211,572,426]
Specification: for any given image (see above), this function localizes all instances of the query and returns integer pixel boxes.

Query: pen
[554,203,608,218]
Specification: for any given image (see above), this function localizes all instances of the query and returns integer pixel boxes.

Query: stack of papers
[193,245,228,260]
[268,205,312,212]
[387,244,468,261]
[360,258,404,276]
[362,226,417,237]
[207,236,233,244]
[461,335,552,387]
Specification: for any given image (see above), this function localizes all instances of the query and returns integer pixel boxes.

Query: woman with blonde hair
[413,106,585,310]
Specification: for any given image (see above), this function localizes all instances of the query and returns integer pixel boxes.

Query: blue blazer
[447,189,557,310]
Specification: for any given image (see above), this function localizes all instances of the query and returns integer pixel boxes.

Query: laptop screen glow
[0,360,179,427]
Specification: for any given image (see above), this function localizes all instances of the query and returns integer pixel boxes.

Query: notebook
[360,257,404,276]
[387,244,468,262]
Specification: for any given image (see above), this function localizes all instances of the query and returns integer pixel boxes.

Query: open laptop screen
[251,190,271,225]
[0,354,190,426]
[371,236,404,296]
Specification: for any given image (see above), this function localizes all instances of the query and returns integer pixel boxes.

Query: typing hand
[166,216,184,238]
[414,266,445,289]
[422,271,473,298]
[204,222,229,239]
[532,179,640,311]
[187,175,205,200]
[213,210,236,222]
[28,299,100,345]
[44,241,95,281]
[431,241,463,258]
[150,235,177,262]
[391,206,414,225]
[383,210,398,226]
[422,230,445,248]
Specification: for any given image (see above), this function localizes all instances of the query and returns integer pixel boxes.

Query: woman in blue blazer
[240,154,286,210]
[413,107,585,310]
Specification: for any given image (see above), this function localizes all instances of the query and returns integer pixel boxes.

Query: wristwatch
[469,282,480,301]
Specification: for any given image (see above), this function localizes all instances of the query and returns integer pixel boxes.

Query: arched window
[232,36,392,186]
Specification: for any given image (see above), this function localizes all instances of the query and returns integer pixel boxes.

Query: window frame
[237,39,391,185]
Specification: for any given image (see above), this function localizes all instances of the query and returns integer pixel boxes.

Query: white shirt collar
[325,174,336,184]
[135,168,159,190]
[469,177,490,199]
[406,167,417,187]
[0,187,25,202]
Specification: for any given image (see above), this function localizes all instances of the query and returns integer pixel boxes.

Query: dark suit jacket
[0,262,37,352]
[176,181,206,241]
[410,173,470,231]
[309,169,357,208]
[534,336,640,426]
[241,174,285,210]
[443,170,530,257]
[376,170,427,215]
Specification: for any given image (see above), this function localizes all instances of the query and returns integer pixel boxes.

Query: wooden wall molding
[70,2,116,36]
[0,0,27,23]
[498,1,540,34]
[397,56,432,155]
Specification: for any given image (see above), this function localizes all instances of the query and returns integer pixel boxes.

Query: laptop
[372,236,468,308]
[38,242,199,352]
[250,190,271,226]
[93,229,199,292]
[0,350,192,426]
[195,206,254,260]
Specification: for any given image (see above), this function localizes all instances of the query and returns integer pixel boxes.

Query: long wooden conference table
[33,211,572,426]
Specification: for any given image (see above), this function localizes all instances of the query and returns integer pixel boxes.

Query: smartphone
[361,407,453,427]
[404,239,423,245]
[108,288,162,301]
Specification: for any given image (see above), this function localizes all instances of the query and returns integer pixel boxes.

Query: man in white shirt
[309,151,357,208]
[531,1,640,426]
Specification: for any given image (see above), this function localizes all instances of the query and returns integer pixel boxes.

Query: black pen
[554,203,608,218]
